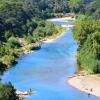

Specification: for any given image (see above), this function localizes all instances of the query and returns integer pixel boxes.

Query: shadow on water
[1,21,100,100]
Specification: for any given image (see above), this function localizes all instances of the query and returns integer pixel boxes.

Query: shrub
[8,37,20,48]
[0,82,18,100]
[73,19,100,74]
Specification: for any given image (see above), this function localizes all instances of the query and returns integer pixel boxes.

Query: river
[1,21,100,100]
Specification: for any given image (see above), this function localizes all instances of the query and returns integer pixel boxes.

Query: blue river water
[1,21,100,100]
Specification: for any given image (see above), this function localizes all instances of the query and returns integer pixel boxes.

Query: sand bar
[68,74,100,97]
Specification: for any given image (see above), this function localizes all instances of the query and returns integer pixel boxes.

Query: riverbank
[20,25,66,52]
[68,74,100,97]
[0,20,65,75]
[43,28,66,43]
[44,17,75,43]
[69,15,100,98]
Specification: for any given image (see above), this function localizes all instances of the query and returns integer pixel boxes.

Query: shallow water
[1,22,100,100]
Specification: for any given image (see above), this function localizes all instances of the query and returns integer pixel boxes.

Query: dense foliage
[0,82,18,100]
[73,19,100,74]
[85,0,100,20]
[73,0,100,74]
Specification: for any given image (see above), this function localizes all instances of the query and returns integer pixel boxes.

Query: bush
[8,37,20,48]
[1,55,16,66]
[25,35,37,44]
[0,82,18,100]
[0,62,7,74]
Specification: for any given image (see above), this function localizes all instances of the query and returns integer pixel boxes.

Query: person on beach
[90,88,93,92]
[28,89,32,94]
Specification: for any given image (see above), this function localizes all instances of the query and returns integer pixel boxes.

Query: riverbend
[1,21,100,100]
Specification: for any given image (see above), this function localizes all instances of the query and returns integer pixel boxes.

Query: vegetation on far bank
[73,19,100,74]
[73,0,100,74]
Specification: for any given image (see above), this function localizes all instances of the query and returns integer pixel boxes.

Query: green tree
[0,82,18,100]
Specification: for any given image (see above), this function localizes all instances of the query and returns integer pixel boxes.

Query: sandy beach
[43,38,56,43]
[43,31,65,43]
[68,74,100,97]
